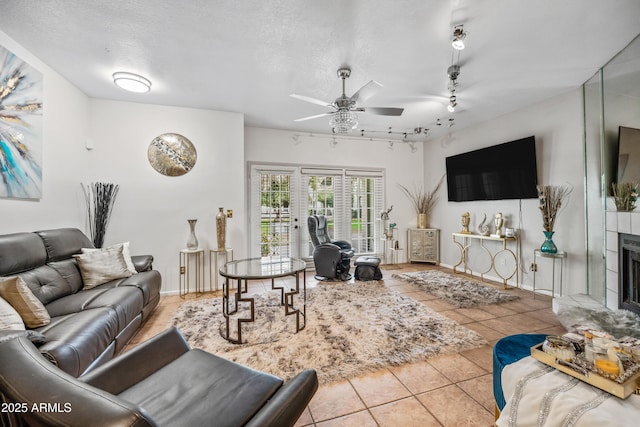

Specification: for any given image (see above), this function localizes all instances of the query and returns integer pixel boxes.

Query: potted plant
[399,175,445,229]
[612,182,638,211]
[537,184,572,253]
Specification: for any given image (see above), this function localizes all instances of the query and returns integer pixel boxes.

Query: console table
[452,233,518,288]
[179,248,205,297]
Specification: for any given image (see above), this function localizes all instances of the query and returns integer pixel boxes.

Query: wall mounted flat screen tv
[446,136,538,202]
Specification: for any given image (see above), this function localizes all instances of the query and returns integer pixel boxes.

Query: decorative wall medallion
[147,133,197,176]
[0,44,44,199]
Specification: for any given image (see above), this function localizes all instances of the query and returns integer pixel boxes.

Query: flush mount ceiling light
[452,25,466,50]
[112,72,152,93]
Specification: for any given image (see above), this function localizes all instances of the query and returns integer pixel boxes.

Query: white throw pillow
[74,245,133,289]
[0,276,50,328]
[82,242,137,274]
[0,295,26,331]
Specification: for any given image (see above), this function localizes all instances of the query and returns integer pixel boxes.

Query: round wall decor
[147,133,197,176]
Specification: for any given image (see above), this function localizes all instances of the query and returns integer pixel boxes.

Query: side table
[209,248,233,291]
[532,249,567,299]
[179,248,204,298]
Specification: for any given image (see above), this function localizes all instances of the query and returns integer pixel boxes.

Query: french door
[249,164,384,260]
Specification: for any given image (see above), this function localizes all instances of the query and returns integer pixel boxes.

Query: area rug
[171,281,487,384]
[392,270,519,308]
[556,306,640,339]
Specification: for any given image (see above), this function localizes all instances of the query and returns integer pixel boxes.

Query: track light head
[452,25,466,50]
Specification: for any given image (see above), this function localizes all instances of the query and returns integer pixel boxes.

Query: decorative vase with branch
[81,182,119,248]
[537,184,572,253]
[612,182,638,211]
[399,174,445,229]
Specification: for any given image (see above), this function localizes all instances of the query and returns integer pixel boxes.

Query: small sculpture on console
[381,205,394,240]
[477,213,490,236]
[491,212,504,238]
[460,212,471,234]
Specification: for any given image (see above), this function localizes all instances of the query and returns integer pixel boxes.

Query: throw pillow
[74,245,133,289]
[0,276,51,328]
[82,242,137,274]
[0,296,26,330]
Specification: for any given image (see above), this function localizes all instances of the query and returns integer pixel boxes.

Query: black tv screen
[446,136,538,202]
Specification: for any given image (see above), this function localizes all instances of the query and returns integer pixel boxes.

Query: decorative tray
[531,342,640,399]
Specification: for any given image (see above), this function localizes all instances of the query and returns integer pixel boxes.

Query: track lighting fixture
[452,25,466,50]
[447,95,457,113]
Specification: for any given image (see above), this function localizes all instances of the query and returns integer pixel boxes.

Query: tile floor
[129,264,567,427]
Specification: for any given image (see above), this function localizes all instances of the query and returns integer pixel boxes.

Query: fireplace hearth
[619,233,640,316]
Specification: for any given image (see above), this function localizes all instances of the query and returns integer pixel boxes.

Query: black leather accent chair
[0,327,318,427]
[308,215,354,280]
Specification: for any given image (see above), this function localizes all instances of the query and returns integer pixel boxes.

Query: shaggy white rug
[392,270,519,308]
[172,281,487,384]
[557,306,640,339]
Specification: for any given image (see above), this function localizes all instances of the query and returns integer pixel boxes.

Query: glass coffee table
[219,257,306,344]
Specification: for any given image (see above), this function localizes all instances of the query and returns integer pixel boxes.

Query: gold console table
[452,233,518,288]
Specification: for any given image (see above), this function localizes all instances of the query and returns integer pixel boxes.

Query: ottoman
[354,256,382,281]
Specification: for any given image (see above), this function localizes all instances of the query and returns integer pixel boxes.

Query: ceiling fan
[290,67,404,133]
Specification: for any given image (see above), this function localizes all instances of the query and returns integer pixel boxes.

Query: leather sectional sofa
[0,228,161,377]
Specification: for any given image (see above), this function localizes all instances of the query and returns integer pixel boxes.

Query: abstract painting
[0,44,43,199]
[147,133,197,177]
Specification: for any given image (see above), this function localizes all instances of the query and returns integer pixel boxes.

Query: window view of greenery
[351,177,376,253]
[259,172,379,258]
[260,173,290,257]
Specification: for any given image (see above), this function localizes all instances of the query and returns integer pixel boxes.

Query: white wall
[87,100,245,294]
[425,90,586,294]
[0,30,90,232]
[244,127,425,261]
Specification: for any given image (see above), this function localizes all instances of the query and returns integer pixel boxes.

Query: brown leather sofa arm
[80,327,189,394]
[246,368,319,427]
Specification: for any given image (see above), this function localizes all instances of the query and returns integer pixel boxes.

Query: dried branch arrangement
[399,174,445,215]
[537,184,572,232]
[81,182,119,248]
[612,182,638,211]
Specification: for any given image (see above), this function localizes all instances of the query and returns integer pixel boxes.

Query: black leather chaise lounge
[0,327,319,427]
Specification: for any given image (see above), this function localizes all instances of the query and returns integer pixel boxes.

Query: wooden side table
[209,248,233,291]
[179,248,204,297]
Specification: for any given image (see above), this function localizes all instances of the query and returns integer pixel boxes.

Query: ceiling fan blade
[293,112,334,122]
[350,80,383,103]
[361,107,404,116]
[290,93,334,107]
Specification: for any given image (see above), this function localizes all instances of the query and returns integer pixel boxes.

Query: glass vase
[541,230,557,254]
[187,219,198,250]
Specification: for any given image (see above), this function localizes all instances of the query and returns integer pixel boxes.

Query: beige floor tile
[480,313,553,335]
[479,303,518,317]
[419,298,457,311]
[455,307,495,321]
[427,353,486,383]
[293,407,314,427]
[417,384,494,426]
[369,397,441,427]
[465,322,504,342]
[316,410,378,427]
[459,344,494,372]
[308,380,366,422]
[439,309,474,324]
[389,360,452,394]
[349,368,411,407]
[457,373,495,412]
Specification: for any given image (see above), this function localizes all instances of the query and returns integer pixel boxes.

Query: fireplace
[619,233,640,316]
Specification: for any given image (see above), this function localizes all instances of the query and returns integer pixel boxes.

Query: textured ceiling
[1,0,639,141]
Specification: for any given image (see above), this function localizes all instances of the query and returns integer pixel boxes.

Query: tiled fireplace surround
[605,210,640,310]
